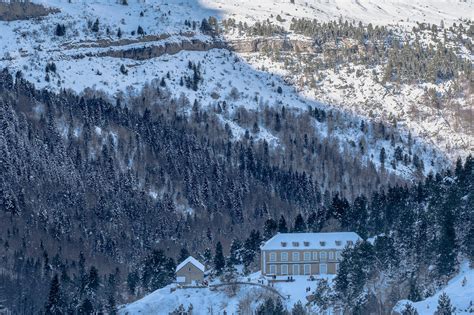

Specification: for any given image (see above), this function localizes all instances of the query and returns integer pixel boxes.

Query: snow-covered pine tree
[401,302,418,315]
[435,292,454,315]
[213,241,225,275]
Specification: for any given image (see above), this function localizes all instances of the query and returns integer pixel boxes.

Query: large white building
[260,232,361,276]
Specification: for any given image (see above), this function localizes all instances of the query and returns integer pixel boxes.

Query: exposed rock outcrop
[75,35,316,61]
[227,37,316,54]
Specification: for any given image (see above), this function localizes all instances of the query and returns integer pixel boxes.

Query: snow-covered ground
[121,263,474,315]
[0,0,470,172]
[243,52,473,161]
[119,272,335,314]
[202,0,472,27]
[394,261,474,314]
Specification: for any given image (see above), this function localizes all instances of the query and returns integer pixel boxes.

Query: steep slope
[393,262,474,314]
[201,0,472,26]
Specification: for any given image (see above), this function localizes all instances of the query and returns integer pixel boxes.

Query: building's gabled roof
[176,256,205,273]
[260,232,361,250]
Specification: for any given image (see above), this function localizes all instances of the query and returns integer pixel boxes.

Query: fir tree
[141,249,175,292]
[91,19,100,33]
[213,241,225,275]
[228,238,242,265]
[291,301,306,315]
[178,247,190,263]
[127,271,139,295]
[274,298,287,315]
[437,208,457,276]
[408,277,421,302]
[79,298,94,314]
[45,274,62,315]
[278,215,288,233]
[55,24,66,36]
[435,292,454,315]
[293,213,306,232]
[263,218,278,239]
[401,303,419,315]
[379,147,386,166]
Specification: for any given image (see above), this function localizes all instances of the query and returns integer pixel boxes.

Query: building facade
[260,232,361,276]
[175,256,205,285]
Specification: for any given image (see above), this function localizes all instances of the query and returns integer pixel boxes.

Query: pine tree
[86,266,100,293]
[401,303,418,315]
[79,298,94,314]
[178,247,190,263]
[263,218,278,239]
[274,298,287,315]
[291,301,306,315]
[407,277,421,302]
[293,213,306,232]
[91,19,100,33]
[229,238,242,265]
[437,208,457,276]
[45,274,62,315]
[222,259,237,283]
[278,215,288,233]
[127,271,139,295]
[107,295,117,315]
[213,241,225,275]
[55,24,66,36]
[435,292,454,315]
[141,249,175,292]
[257,298,275,315]
[379,147,386,166]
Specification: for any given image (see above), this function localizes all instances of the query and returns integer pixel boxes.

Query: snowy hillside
[119,272,335,314]
[202,0,472,26]
[1,0,466,179]
[393,262,474,314]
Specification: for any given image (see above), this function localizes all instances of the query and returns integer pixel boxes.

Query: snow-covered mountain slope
[243,52,472,162]
[393,261,474,314]
[0,0,470,174]
[202,0,472,26]
[119,272,335,314]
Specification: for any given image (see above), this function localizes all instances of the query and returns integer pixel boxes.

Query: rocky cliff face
[227,37,316,54]
[78,36,315,60]
[93,38,227,60]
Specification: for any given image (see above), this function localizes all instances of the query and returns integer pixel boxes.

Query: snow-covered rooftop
[176,256,205,273]
[261,232,361,251]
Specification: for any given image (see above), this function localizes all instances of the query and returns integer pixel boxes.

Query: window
[281,252,288,262]
[292,242,300,247]
[336,251,342,261]
[347,240,354,246]
[312,252,319,261]
[320,241,326,246]
[304,252,311,261]
[281,242,287,247]
[304,241,310,247]
[269,265,277,275]
[335,240,342,246]
[329,251,334,260]
[320,251,327,261]
[269,252,277,262]
[292,252,300,261]
[320,263,327,274]
[292,264,300,275]
[304,264,311,275]
[281,264,288,275]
